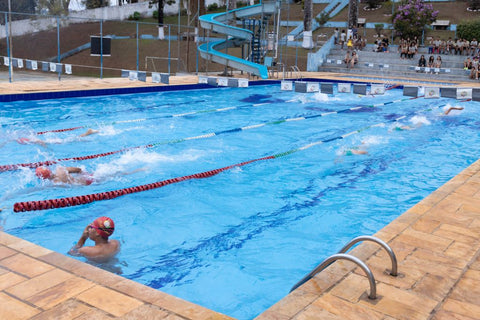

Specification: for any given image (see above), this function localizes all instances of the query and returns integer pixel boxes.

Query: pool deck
[1,72,480,319]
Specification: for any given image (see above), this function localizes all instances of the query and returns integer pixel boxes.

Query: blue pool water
[1,83,479,319]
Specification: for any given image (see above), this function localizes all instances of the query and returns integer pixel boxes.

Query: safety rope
[14,104,442,212]
[2,97,417,172]
[35,101,273,135]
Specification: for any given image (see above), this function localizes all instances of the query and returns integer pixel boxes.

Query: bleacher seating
[317,45,478,83]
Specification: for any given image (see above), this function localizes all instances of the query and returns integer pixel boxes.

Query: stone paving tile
[293,304,343,320]
[73,308,116,320]
[255,290,319,320]
[0,271,27,291]
[0,231,22,245]
[152,291,235,320]
[29,299,91,320]
[311,293,385,320]
[0,253,54,278]
[7,239,53,258]
[28,276,95,309]
[6,268,73,300]
[76,285,144,317]
[448,269,480,306]
[441,298,480,319]
[358,283,437,320]
[330,273,371,303]
[443,241,478,261]
[433,223,480,245]
[118,304,170,320]
[255,310,291,320]
[0,292,40,320]
[394,228,453,253]
[360,254,421,289]
[411,216,441,234]
[0,244,17,259]
[411,273,457,302]
[431,310,478,320]
[110,278,167,305]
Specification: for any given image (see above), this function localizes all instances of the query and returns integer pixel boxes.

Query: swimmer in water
[345,148,368,155]
[17,128,99,146]
[35,165,146,185]
[35,166,95,185]
[344,141,369,156]
[68,216,120,262]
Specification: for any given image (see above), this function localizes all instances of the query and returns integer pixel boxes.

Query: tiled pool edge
[2,74,480,319]
[1,160,479,320]
[0,231,234,319]
[257,159,480,319]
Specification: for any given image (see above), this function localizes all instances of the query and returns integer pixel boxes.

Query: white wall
[0,2,177,39]
[0,0,248,39]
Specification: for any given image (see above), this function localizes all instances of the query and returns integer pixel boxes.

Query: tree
[149,0,177,39]
[392,0,438,39]
[83,0,109,9]
[302,0,313,48]
[37,0,72,15]
[467,0,480,10]
[366,0,380,10]
[348,0,358,29]
[0,0,35,23]
[457,19,480,40]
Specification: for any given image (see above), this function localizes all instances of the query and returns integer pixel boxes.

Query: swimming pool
[1,83,479,319]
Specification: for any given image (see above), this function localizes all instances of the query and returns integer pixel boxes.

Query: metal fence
[0,10,211,82]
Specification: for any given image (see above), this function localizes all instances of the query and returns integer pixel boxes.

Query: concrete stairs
[317,45,478,83]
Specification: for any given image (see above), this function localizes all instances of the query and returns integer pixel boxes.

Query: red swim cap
[35,166,52,179]
[91,216,115,239]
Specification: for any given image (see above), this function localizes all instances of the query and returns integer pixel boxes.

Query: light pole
[7,0,13,82]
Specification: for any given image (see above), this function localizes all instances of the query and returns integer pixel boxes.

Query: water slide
[199,1,279,79]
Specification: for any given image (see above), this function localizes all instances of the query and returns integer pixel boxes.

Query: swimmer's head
[35,166,52,180]
[90,216,115,239]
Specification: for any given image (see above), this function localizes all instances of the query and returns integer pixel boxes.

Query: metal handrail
[289,65,302,80]
[339,235,398,276]
[290,253,377,299]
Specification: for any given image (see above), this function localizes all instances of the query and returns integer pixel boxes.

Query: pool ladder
[290,235,398,299]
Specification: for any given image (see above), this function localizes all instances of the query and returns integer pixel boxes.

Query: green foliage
[153,10,159,20]
[315,12,329,26]
[374,23,384,36]
[383,1,393,14]
[392,0,438,39]
[457,19,480,40]
[0,0,35,23]
[207,3,219,11]
[83,0,109,9]
[37,0,71,15]
[128,11,141,20]
[366,0,381,9]
[468,0,480,10]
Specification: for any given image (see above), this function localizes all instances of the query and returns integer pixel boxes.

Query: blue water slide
[199,1,278,79]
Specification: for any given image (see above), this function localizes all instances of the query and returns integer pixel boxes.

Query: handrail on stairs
[290,253,377,299]
[339,235,398,276]
[290,235,398,299]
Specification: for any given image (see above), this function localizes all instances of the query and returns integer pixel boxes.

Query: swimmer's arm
[444,107,464,115]
[68,226,89,256]
[65,167,82,174]
[79,129,99,137]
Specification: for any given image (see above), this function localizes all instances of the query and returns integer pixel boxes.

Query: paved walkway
[1,73,480,319]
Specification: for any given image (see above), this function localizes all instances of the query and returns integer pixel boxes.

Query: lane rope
[2,96,419,172]
[35,101,277,135]
[13,102,449,212]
